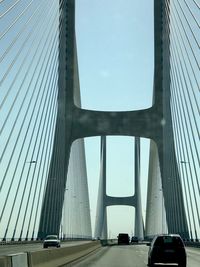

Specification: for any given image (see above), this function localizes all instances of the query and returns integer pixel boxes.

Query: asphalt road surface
[68,244,200,267]
[0,242,199,267]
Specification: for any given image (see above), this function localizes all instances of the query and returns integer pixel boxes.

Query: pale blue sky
[75,0,154,237]
[0,0,154,239]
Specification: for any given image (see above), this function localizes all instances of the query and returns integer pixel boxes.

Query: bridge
[0,0,199,262]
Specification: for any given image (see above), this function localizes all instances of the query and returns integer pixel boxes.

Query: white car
[43,235,61,248]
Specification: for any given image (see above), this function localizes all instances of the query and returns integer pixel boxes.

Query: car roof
[152,234,183,242]
[155,234,181,237]
[45,235,58,238]
[118,233,129,235]
[153,234,181,239]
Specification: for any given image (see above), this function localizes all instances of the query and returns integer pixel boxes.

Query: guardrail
[0,238,91,246]
[0,241,101,267]
[184,241,200,248]
[0,237,91,246]
[0,240,42,246]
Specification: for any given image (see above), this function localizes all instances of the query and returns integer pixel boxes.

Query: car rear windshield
[119,234,129,238]
[45,235,57,240]
[154,236,184,247]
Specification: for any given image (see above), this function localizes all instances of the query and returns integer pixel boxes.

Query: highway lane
[69,245,149,267]
[0,242,199,266]
[186,247,200,267]
[0,241,90,256]
[68,244,200,267]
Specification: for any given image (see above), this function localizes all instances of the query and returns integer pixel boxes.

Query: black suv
[117,233,130,245]
[147,234,186,267]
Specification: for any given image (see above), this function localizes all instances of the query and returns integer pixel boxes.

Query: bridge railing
[184,240,200,248]
[0,237,93,246]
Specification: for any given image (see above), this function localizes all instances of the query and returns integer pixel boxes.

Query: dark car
[131,236,139,244]
[147,234,186,267]
[117,233,130,245]
[43,235,61,248]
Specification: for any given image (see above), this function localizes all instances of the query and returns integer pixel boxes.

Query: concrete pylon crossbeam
[94,137,144,240]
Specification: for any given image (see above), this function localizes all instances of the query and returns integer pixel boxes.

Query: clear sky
[1,0,199,241]
[75,0,154,238]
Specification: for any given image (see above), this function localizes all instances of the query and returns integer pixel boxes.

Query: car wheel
[147,258,152,266]
[43,245,47,248]
[148,259,154,267]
